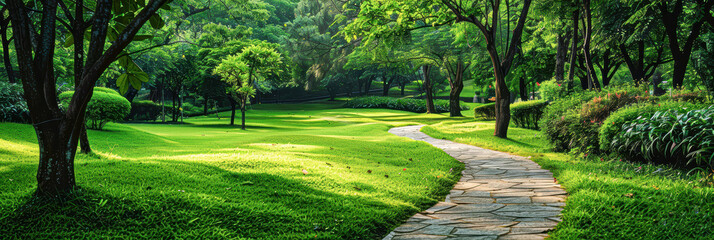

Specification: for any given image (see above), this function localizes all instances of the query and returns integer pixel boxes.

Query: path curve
[384,125,566,240]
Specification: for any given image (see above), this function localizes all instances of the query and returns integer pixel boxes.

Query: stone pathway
[384,125,566,240]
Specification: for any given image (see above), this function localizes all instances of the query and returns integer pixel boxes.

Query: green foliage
[600,101,709,152]
[0,82,29,123]
[59,90,131,130]
[129,100,162,121]
[657,89,708,103]
[613,107,714,169]
[344,96,468,113]
[511,100,549,130]
[540,91,598,151]
[93,87,121,95]
[539,79,566,101]
[473,103,496,120]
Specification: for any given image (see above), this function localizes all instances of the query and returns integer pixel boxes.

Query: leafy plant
[599,101,709,152]
[510,100,548,130]
[128,100,162,121]
[539,79,566,101]
[613,107,714,169]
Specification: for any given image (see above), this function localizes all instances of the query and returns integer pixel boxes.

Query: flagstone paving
[385,125,566,240]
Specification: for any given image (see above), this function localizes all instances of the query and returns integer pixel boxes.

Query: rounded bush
[59,89,131,130]
[93,87,121,95]
[473,103,495,120]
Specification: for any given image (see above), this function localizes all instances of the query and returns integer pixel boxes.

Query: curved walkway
[384,125,566,240]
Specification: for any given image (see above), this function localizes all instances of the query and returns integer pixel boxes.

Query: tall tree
[7,0,170,196]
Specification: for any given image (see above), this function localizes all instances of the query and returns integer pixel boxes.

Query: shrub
[539,79,566,101]
[658,89,708,103]
[612,107,714,169]
[0,81,30,123]
[579,90,648,123]
[540,91,597,151]
[511,100,548,130]
[344,96,469,113]
[59,90,131,130]
[473,103,496,120]
[181,102,202,115]
[93,87,121,95]
[129,100,162,121]
[599,101,709,152]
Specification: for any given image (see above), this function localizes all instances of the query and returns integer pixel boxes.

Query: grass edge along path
[422,120,714,239]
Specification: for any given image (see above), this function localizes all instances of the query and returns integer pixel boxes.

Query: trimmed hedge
[473,103,496,120]
[0,81,29,123]
[93,87,121,95]
[511,100,548,130]
[344,96,469,113]
[59,89,131,130]
[129,100,162,121]
[612,107,714,169]
[599,101,709,152]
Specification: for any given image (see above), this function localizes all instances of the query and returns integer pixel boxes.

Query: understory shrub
[599,101,709,151]
[541,86,651,153]
[473,103,496,120]
[60,89,131,130]
[0,81,29,123]
[511,100,548,130]
[612,107,714,169]
[657,89,708,103]
[539,79,566,101]
[129,100,162,121]
[344,96,468,113]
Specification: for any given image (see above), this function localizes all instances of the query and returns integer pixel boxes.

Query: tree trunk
[519,76,528,101]
[486,43,511,138]
[229,99,236,126]
[567,10,579,90]
[582,0,600,90]
[400,83,405,96]
[659,1,705,89]
[0,18,15,84]
[79,125,91,154]
[240,102,246,130]
[423,65,436,114]
[364,78,373,95]
[448,62,465,117]
[554,33,568,82]
[203,96,208,115]
[382,75,392,96]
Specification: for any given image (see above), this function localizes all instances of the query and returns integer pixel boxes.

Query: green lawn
[422,120,714,239]
[0,103,466,239]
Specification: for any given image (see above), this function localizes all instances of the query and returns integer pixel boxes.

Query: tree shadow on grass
[0,162,423,240]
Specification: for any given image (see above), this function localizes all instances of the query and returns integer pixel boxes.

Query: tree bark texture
[422,65,436,114]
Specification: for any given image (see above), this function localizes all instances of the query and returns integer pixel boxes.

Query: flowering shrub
[579,90,646,123]
[539,79,566,101]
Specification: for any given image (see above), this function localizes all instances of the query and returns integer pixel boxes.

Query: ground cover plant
[422,120,714,239]
[0,103,463,239]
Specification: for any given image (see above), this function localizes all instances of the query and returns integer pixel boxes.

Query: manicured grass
[423,121,714,239]
[0,103,464,239]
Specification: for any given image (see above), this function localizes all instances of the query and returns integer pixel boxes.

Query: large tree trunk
[486,43,511,138]
[382,75,392,96]
[447,62,465,117]
[240,100,246,130]
[554,33,568,82]
[423,65,436,114]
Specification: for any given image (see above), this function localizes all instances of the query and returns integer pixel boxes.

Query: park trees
[7,0,170,196]
[214,44,284,129]
[345,0,532,138]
